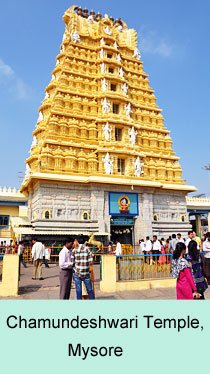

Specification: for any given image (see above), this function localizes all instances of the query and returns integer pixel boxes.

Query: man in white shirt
[203,232,210,258]
[169,234,178,253]
[177,233,184,243]
[31,238,44,280]
[185,231,194,254]
[144,236,152,263]
[59,238,73,299]
[115,240,122,256]
[152,235,161,263]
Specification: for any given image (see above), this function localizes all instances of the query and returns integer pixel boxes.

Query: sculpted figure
[71,31,80,43]
[102,122,112,140]
[128,127,138,145]
[133,48,141,60]
[134,157,144,177]
[122,83,128,95]
[102,98,111,114]
[100,63,106,73]
[125,103,132,118]
[102,152,113,174]
[101,78,108,92]
[119,67,124,78]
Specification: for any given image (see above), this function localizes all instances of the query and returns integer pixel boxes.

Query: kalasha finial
[96,12,102,21]
[83,8,89,18]
[77,6,83,16]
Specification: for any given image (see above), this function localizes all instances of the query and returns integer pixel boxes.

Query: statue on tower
[133,48,141,60]
[100,63,106,74]
[100,49,105,59]
[30,135,38,150]
[104,26,112,35]
[25,164,31,179]
[116,54,121,62]
[134,157,144,177]
[102,98,111,114]
[100,38,105,46]
[71,31,80,43]
[125,103,132,118]
[101,78,108,92]
[37,111,43,122]
[128,127,138,145]
[122,83,128,95]
[102,122,112,141]
[119,67,124,78]
[102,153,113,174]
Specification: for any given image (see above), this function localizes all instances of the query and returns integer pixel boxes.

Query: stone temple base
[26,180,191,244]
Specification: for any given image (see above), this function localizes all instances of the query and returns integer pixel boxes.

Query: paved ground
[1,262,210,300]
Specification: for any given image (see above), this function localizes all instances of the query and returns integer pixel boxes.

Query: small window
[181,215,185,222]
[0,215,9,227]
[45,211,50,219]
[111,84,117,91]
[117,158,125,175]
[153,214,158,221]
[107,53,113,59]
[113,104,119,114]
[109,67,114,74]
[57,209,62,217]
[115,127,122,141]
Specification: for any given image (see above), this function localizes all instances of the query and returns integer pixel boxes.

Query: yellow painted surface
[0,206,19,215]
[99,254,176,292]
[20,5,195,194]
[0,255,19,297]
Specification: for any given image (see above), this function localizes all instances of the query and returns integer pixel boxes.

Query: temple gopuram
[20,5,196,244]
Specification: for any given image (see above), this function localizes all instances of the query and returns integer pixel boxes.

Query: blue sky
[0,0,209,194]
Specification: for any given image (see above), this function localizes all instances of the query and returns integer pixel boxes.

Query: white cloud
[0,58,30,100]
[140,30,173,58]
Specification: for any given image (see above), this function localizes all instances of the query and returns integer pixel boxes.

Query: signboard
[110,217,134,226]
[109,192,139,216]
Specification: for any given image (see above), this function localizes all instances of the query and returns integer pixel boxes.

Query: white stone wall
[29,181,191,240]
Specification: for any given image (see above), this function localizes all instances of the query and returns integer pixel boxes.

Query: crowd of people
[1,230,210,301]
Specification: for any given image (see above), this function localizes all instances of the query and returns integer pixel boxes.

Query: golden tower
[20,5,195,242]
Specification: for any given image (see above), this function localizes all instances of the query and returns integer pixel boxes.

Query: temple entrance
[111,225,133,244]
[110,216,134,245]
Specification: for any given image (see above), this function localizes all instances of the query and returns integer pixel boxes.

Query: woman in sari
[172,242,199,300]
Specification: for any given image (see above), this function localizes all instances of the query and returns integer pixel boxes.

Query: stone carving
[119,67,124,78]
[37,111,43,122]
[104,26,112,35]
[30,136,38,149]
[71,31,80,43]
[100,38,105,46]
[51,74,55,81]
[100,63,106,73]
[133,48,141,60]
[134,157,144,177]
[128,127,138,145]
[101,78,108,92]
[125,103,132,118]
[56,59,60,66]
[113,41,118,49]
[102,122,112,140]
[99,49,105,59]
[25,164,31,179]
[116,54,121,62]
[44,91,49,99]
[122,83,128,95]
[118,25,123,32]
[102,153,113,174]
[88,15,94,23]
[62,33,67,42]
[101,98,111,113]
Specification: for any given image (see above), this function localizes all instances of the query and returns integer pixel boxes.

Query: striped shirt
[70,244,93,278]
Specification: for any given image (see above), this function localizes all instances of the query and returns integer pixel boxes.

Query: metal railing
[116,253,172,281]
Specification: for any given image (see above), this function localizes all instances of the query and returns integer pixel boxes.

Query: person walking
[169,234,178,253]
[31,238,44,280]
[186,240,208,299]
[70,238,95,300]
[152,235,161,263]
[172,242,199,300]
[59,238,73,300]
[202,232,210,283]
[185,230,194,253]
[18,241,27,269]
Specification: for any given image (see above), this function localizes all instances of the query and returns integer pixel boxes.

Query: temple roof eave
[20,172,197,194]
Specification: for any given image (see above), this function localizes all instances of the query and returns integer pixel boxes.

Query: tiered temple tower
[20,5,196,243]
